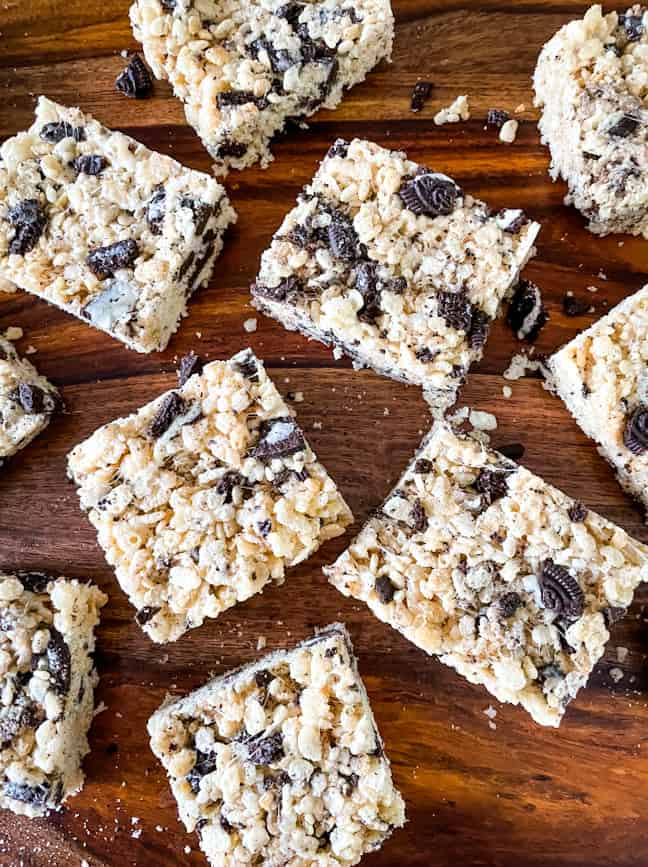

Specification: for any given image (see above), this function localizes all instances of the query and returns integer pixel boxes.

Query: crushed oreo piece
[136,606,161,625]
[7,199,48,255]
[115,54,153,98]
[14,571,51,593]
[216,471,246,504]
[624,406,648,454]
[217,90,268,110]
[177,352,202,386]
[414,458,434,474]
[86,239,139,278]
[45,628,71,695]
[473,467,511,506]
[186,749,218,793]
[468,309,490,349]
[496,443,525,461]
[40,121,85,144]
[214,138,248,160]
[415,347,438,363]
[0,700,37,747]
[539,559,584,619]
[562,294,590,317]
[399,172,461,217]
[354,261,382,323]
[506,280,548,342]
[248,417,305,460]
[146,185,166,235]
[567,502,588,522]
[252,275,303,303]
[72,154,108,176]
[327,139,349,158]
[498,591,522,618]
[3,781,51,807]
[149,392,190,438]
[410,80,433,112]
[9,383,50,415]
[537,663,563,684]
[410,499,428,533]
[81,277,139,331]
[234,353,259,381]
[249,37,295,74]
[496,208,529,234]
[619,13,644,41]
[245,731,284,765]
[327,212,358,261]
[255,669,274,689]
[607,113,640,138]
[603,606,626,627]
[375,575,395,603]
[486,108,510,128]
[436,291,473,333]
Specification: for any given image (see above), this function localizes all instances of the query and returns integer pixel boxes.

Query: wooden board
[1,2,648,864]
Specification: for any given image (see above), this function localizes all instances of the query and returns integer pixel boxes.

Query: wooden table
[1,2,648,865]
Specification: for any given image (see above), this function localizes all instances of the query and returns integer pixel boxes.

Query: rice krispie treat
[130,0,394,175]
[325,421,648,727]
[549,284,648,521]
[148,623,405,865]
[0,332,61,465]
[0,97,236,353]
[534,5,648,237]
[67,349,353,643]
[251,138,540,410]
[0,571,107,816]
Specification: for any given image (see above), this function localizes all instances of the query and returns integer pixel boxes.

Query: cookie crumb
[483,705,497,719]
[502,385,512,398]
[609,667,624,683]
[503,353,543,381]
[243,317,257,333]
[257,635,267,651]
[434,94,470,125]
[499,119,519,143]
[313,421,322,430]
[25,345,37,354]
[469,410,498,431]
[410,80,433,112]
[616,646,629,664]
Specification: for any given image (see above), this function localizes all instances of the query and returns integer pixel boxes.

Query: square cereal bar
[534,4,648,237]
[130,0,394,174]
[251,138,540,410]
[0,97,236,353]
[148,623,405,865]
[325,421,648,726]
[67,349,353,643]
[549,284,648,521]
[0,571,106,816]
[0,331,61,465]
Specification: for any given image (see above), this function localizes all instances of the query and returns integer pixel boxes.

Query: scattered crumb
[502,385,512,398]
[610,667,624,683]
[448,406,469,425]
[25,345,37,354]
[93,701,108,717]
[488,721,497,731]
[586,285,599,293]
[195,331,202,338]
[4,326,23,341]
[503,353,544,381]
[434,94,470,125]
[130,817,140,826]
[469,410,497,431]
[332,345,344,360]
[290,391,304,403]
[483,705,497,719]
[159,653,169,664]
[120,49,129,58]
[256,635,267,651]
[312,421,322,430]
[598,270,608,280]
[617,646,629,664]
[184,846,192,855]
[515,103,526,113]
[131,829,142,839]
[243,317,257,333]
[499,119,519,143]
[618,240,625,247]
[81,861,90,867]
[383,407,390,416]
[410,80,433,113]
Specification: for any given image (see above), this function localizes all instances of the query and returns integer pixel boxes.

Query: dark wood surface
[2,2,648,865]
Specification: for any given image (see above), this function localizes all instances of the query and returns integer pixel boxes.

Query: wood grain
[2,2,648,865]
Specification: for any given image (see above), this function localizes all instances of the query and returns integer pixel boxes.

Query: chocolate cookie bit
[399,172,461,217]
[567,502,588,522]
[14,571,51,593]
[216,471,246,504]
[255,669,274,689]
[9,383,50,415]
[248,417,305,460]
[487,108,510,128]
[603,606,626,627]
[245,731,284,765]
[473,467,511,506]
[115,54,153,99]
[410,80,433,113]
[436,290,477,335]
[214,138,248,160]
[506,280,548,342]
[73,155,108,176]
[375,575,395,603]
[86,239,139,279]
[497,443,525,461]
[0,700,38,747]
[355,261,382,324]
[562,294,590,317]
[539,559,584,619]
[136,606,161,625]
[607,113,640,138]
[40,121,85,144]
[3,781,52,808]
[410,499,428,533]
[327,139,349,159]
[45,628,71,695]
[327,212,359,261]
[499,591,522,618]
[149,392,190,438]
[252,275,303,303]
[619,13,644,42]
[186,749,218,794]
[177,352,202,386]
[7,199,48,255]
[146,185,166,235]
[234,352,259,381]
[497,209,529,234]
[217,90,268,110]
[624,406,648,455]
[469,309,491,349]
[414,458,434,474]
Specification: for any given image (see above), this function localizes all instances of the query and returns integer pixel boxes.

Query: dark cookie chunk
[136,606,161,625]
[40,121,85,144]
[603,606,626,627]
[146,185,166,235]
[14,571,51,593]
[245,731,284,765]
[276,1,303,27]
[258,519,272,537]
[255,669,274,689]
[375,575,395,603]
[487,109,510,128]
[249,37,295,74]
[252,275,303,303]
[3,781,52,807]
[473,467,511,506]
[248,417,305,460]
[216,471,246,504]
[567,502,588,522]
[327,139,349,159]
[436,291,473,333]
[410,499,428,533]
[499,591,522,618]
[72,155,108,176]
[0,700,38,747]
[537,663,563,684]
[415,347,438,363]
[86,239,139,278]
[149,392,190,439]
[179,197,215,235]
[410,80,433,112]
[497,209,529,234]
[496,443,525,461]
[186,749,218,794]
[115,54,153,99]
[624,406,648,455]
[45,628,71,695]
[414,458,434,474]
[607,114,640,138]
[399,172,461,217]
[214,138,248,160]
[506,280,548,342]
[468,309,491,349]
[7,199,48,255]
[234,352,259,381]
[354,261,381,323]
[619,13,644,41]
[177,352,202,386]
[562,294,590,317]
[327,212,359,261]
[539,559,584,619]
[271,467,309,489]
[217,90,268,110]
[9,383,50,415]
